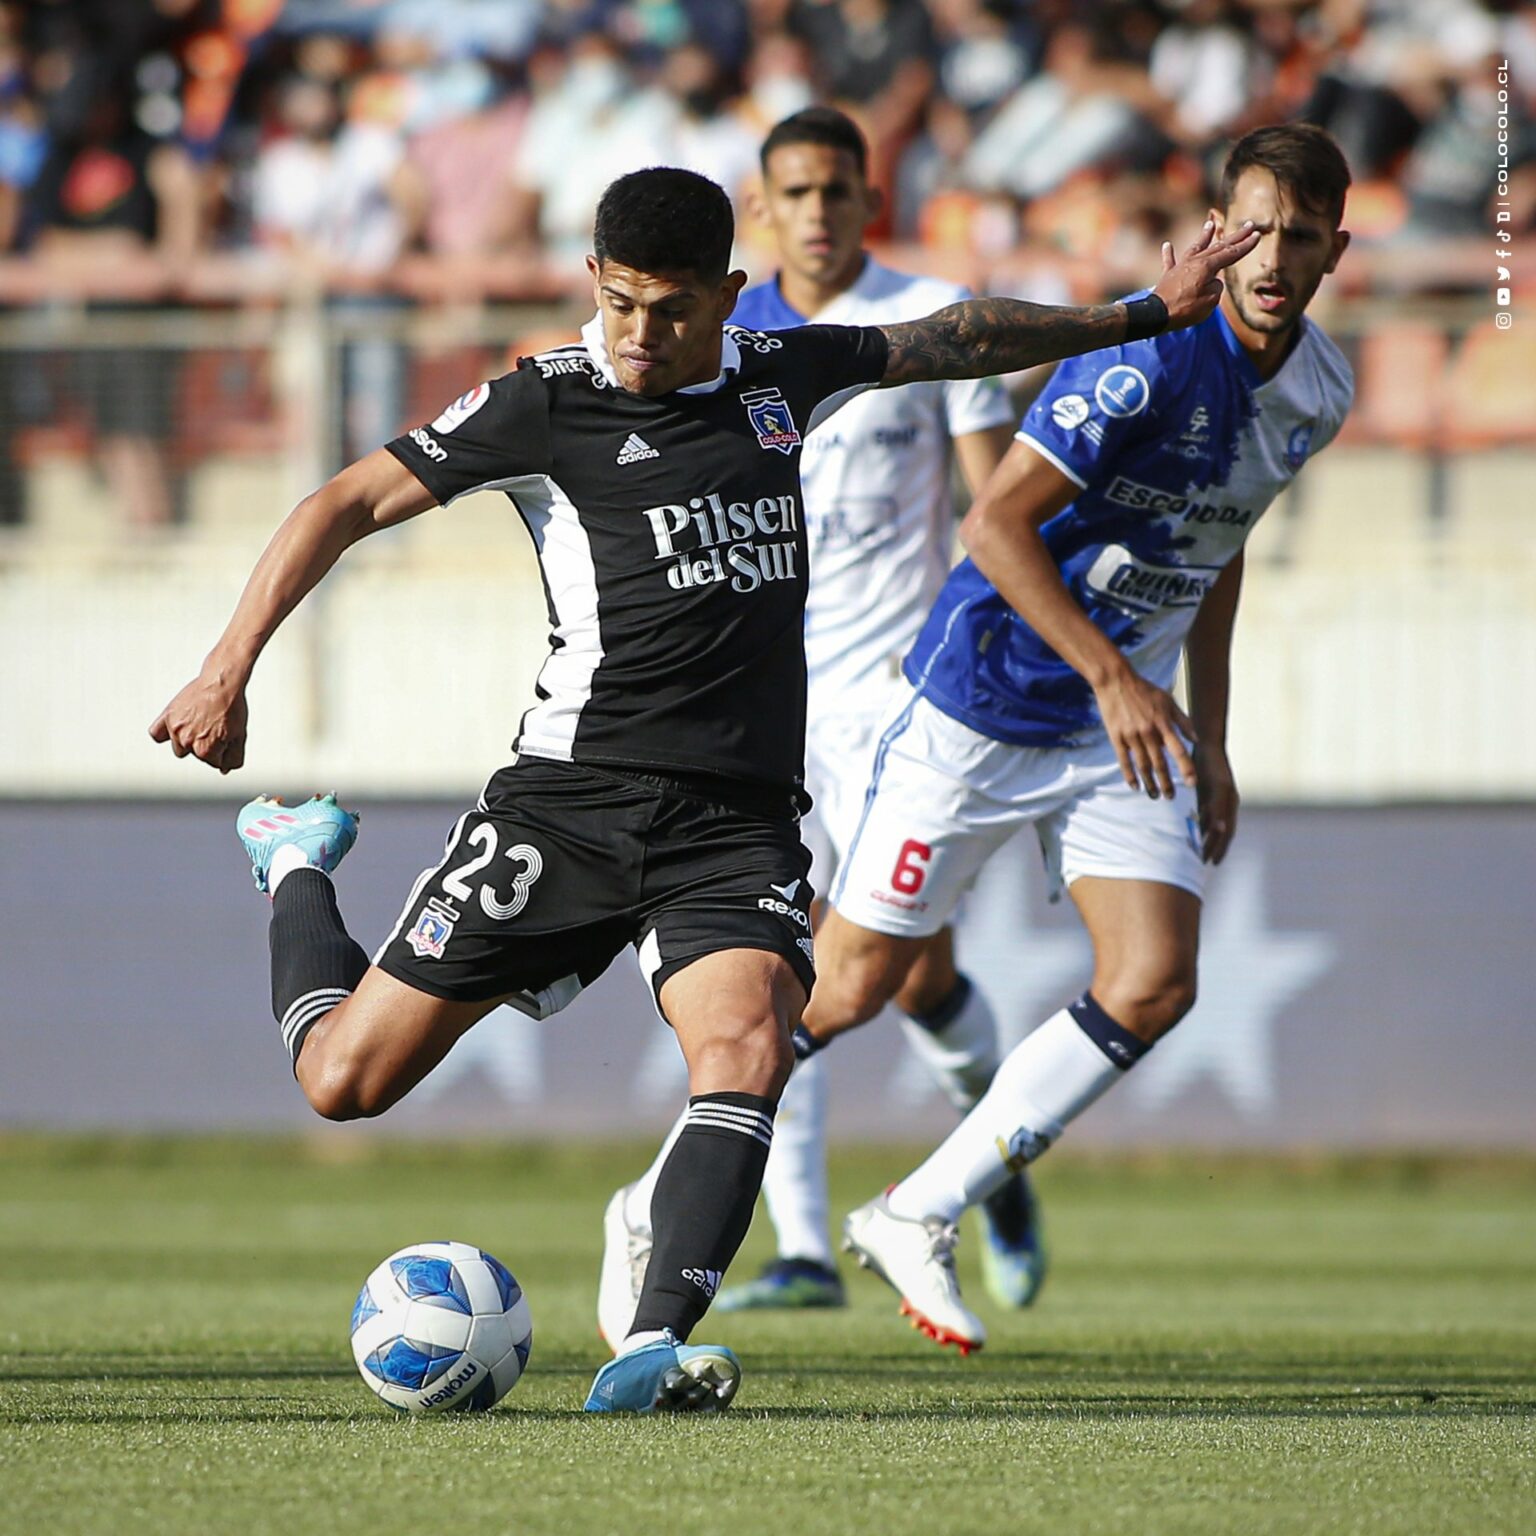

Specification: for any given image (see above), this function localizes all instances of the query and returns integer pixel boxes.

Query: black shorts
[375,757,816,1020]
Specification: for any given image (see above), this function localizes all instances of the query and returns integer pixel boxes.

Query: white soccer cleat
[597,1184,652,1353]
[843,1193,987,1355]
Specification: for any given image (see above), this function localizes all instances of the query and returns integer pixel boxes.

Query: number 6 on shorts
[890,838,932,895]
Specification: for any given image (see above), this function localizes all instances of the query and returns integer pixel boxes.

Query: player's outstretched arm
[148,449,436,773]
[877,219,1258,385]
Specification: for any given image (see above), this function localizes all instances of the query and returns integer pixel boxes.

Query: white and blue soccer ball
[349,1241,533,1413]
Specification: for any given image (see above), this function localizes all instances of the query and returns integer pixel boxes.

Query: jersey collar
[1214,303,1309,390]
[580,313,743,396]
[762,254,880,326]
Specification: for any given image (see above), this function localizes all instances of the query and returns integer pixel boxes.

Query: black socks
[270,869,368,1068]
[630,1091,777,1341]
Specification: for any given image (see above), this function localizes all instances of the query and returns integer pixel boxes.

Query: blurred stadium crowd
[0,0,1531,528]
[4,0,1532,291]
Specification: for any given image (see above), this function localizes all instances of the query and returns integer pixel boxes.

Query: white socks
[625,977,1007,1264]
[622,1109,685,1237]
[897,975,1000,1112]
[886,1005,1133,1224]
[267,843,315,895]
[760,1053,835,1266]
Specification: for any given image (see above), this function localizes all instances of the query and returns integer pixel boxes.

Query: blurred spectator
[1148,1,1274,148]
[655,41,759,203]
[253,70,421,274]
[958,20,1149,201]
[931,0,1037,129]
[405,66,533,261]
[735,29,816,139]
[252,53,424,460]
[0,10,45,252]
[26,68,202,528]
[791,0,936,185]
[510,33,673,259]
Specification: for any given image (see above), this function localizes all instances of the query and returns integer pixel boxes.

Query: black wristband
[1122,293,1169,343]
[790,1023,824,1061]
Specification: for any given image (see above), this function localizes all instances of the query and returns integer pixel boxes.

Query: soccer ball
[350,1241,533,1412]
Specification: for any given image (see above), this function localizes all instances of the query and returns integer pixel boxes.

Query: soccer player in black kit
[151,168,1257,1413]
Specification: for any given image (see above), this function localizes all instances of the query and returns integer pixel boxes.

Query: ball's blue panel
[350,1285,380,1336]
[389,1255,472,1313]
[513,1334,533,1372]
[479,1251,523,1312]
[363,1337,465,1391]
[442,1371,500,1412]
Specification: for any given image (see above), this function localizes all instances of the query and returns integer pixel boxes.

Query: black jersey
[386,322,889,789]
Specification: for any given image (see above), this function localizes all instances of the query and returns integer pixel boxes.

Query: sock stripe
[281,995,347,1049]
[684,1104,775,1148]
[280,985,352,1031]
[685,1102,775,1133]
[686,1111,775,1141]
[280,987,351,1050]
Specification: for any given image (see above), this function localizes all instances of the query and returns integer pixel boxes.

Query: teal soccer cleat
[583,1331,741,1414]
[715,1257,846,1312]
[977,1169,1048,1309]
[236,792,359,893]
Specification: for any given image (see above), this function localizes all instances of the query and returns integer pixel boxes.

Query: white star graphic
[1127,850,1335,1115]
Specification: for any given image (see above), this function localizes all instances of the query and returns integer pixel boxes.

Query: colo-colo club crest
[742,387,801,454]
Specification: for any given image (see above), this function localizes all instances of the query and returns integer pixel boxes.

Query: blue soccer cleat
[236,792,359,893]
[583,1331,741,1414]
[715,1256,846,1312]
[977,1169,1048,1309]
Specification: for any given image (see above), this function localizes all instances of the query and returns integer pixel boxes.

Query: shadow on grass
[8,1394,1536,1428]
[5,1348,1534,1428]
[0,1357,594,1385]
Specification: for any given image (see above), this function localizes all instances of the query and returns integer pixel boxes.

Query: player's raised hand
[149,672,249,774]
[1151,219,1260,330]
[1093,668,1198,801]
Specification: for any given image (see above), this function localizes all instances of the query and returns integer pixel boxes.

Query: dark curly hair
[592,167,735,282]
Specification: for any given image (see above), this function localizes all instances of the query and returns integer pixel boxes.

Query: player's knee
[297,1048,388,1122]
[1095,969,1197,1040]
[816,929,911,1027]
[891,948,958,1017]
[687,1015,794,1098]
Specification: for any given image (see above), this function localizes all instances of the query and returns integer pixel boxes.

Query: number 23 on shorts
[443,820,544,920]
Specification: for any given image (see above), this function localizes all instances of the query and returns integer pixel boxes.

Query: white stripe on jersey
[509,475,604,761]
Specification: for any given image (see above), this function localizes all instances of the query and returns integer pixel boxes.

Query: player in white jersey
[596,108,1041,1340]
[813,125,1356,1352]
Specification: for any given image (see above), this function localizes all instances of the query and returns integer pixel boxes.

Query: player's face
[587,259,749,396]
[1213,167,1349,339]
[757,143,879,290]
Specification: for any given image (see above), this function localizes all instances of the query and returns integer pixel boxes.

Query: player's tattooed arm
[879,299,1128,385]
[877,218,1259,386]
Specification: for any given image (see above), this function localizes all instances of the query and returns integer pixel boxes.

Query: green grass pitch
[2,1136,1533,1536]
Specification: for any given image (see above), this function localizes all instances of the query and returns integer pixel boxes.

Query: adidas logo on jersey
[617,433,660,464]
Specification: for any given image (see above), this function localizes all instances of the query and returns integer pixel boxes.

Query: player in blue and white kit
[597,108,1040,1342]
[814,124,1356,1352]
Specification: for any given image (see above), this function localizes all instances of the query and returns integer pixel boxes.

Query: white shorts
[800,674,906,885]
[830,687,1207,939]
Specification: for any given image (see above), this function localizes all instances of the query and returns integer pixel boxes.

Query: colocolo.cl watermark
[1495,59,1514,329]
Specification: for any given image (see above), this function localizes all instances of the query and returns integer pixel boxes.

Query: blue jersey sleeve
[1018,322,1192,489]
